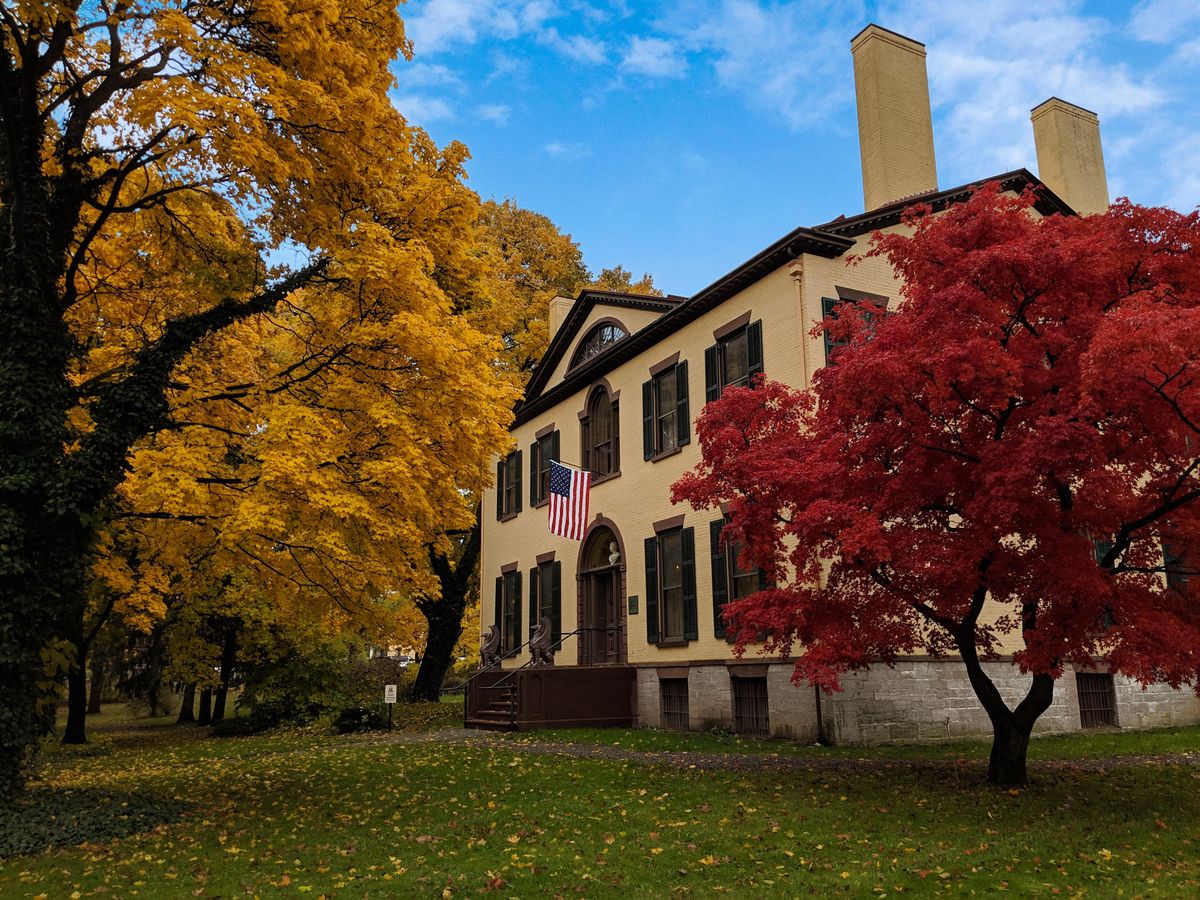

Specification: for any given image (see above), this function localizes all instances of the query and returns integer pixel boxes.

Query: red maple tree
[673,186,1200,785]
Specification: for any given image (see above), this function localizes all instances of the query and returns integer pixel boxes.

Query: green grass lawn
[1,708,1197,897]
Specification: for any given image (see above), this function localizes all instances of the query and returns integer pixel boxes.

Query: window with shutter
[500,570,522,653]
[651,526,695,644]
[706,321,764,403]
[498,450,522,518]
[582,389,618,477]
[530,431,558,505]
[529,560,563,649]
[1163,540,1191,593]
[643,362,691,459]
[822,297,886,365]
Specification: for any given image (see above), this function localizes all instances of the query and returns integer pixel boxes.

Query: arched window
[569,321,628,369]
[581,387,619,477]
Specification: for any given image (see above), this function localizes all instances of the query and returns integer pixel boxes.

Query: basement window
[1076,672,1118,728]
[732,676,769,737]
[660,679,689,731]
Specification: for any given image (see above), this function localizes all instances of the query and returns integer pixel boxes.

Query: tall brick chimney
[851,24,939,211]
[1030,98,1110,215]
[549,295,575,337]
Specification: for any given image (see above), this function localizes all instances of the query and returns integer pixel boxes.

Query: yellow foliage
[25,2,519,640]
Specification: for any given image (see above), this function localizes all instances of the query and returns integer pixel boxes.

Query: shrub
[235,644,422,732]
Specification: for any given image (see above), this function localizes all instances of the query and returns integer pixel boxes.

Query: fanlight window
[570,322,629,369]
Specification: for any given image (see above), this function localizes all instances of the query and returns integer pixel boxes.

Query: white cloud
[620,36,687,78]
[539,27,608,63]
[1129,0,1200,43]
[545,140,590,158]
[656,0,861,128]
[406,0,507,54]
[394,61,462,89]
[876,0,1166,182]
[392,94,455,122]
[479,103,512,124]
[406,0,605,63]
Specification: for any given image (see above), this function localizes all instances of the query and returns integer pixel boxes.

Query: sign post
[384,683,397,730]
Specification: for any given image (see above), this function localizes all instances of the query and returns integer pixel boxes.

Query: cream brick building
[469,25,1200,741]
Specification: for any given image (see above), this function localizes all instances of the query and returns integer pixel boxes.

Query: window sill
[656,637,689,648]
[532,498,548,509]
[648,446,683,464]
[498,512,519,523]
[591,470,621,486]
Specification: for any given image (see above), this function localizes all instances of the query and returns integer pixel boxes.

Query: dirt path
[367,728,1200,775]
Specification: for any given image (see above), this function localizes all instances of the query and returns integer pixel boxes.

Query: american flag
[548,460,591,540]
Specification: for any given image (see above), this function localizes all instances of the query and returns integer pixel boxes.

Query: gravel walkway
[370,728,1200,775]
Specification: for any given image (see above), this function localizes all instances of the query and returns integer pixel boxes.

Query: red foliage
[673,186,1200,698]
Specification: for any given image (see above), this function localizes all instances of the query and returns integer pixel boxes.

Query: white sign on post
[384,684,398,704]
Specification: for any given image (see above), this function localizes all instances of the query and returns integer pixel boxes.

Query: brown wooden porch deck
[465,664,635,732]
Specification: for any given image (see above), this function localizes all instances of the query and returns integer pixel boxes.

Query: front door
[582,568,621,665]
[578,525,627,666]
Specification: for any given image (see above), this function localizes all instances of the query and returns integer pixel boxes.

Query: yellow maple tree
[0,0,517,784]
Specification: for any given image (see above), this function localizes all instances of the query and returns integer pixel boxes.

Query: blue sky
[394,0,1200,295]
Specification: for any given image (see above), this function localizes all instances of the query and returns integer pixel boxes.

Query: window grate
[1076,672,1118,728]
[733,676,769,737]
[660,678,689,731]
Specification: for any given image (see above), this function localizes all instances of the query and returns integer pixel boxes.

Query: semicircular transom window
[570,322,629,369]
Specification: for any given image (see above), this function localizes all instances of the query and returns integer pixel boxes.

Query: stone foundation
[635,659,1200,744]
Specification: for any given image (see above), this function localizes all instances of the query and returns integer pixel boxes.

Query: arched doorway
[578,523,627,665]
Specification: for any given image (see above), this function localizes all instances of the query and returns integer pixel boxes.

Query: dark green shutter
[642,380,654,459]
[758,568,774,591]
[581,418,591,472]
[514,450,523,513]
[681,526,697,640]
[747,319,763,382]
[710,518,729,638]
[550,429,560,465]
[676,360,690,447]
[611,401,620,471]
[529,441,539,506]
[496,460,504,519]
[821,297,838,364]
[704,345,719,403]
[1164,540,1189,592]
[644,536,659,644]
[528,566,539,639]
[513,571,522,646]
[550,561,562,649]
[494,576,503,639]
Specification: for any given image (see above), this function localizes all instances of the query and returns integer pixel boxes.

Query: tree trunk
[956,628,1055,787]
[142,627,169,717]
[411,520,480,702]
[87,659,106,715]
[196,687,213,726]
[988,718,1034,786]
[63,656,89,744]
[212,627,238,723]
[176,683,196,724]
[412,603,466,702]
